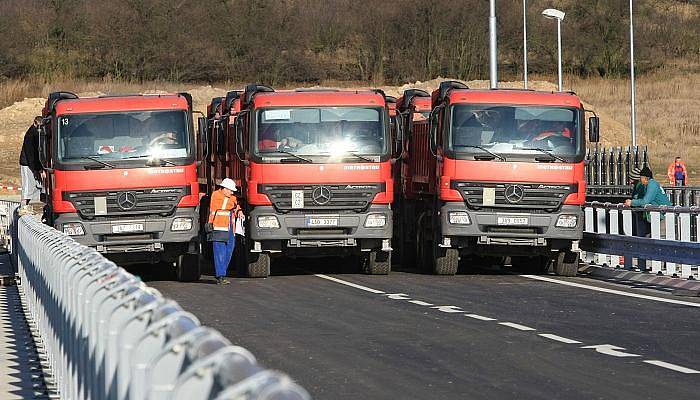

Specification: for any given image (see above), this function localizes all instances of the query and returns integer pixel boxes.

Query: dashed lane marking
[465,314,497,321]
[643,360,700,374]
[313,274,699,375]
[314,274,385,294]
[499,322,536,331]
[538,334,582,344]
[520,274,700,308]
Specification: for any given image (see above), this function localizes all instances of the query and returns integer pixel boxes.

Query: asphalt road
[140,259,700,400]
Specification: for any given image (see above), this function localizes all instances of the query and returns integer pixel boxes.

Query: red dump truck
[202,84,395,277]
[398,81,599,275]
[38,92,202,281]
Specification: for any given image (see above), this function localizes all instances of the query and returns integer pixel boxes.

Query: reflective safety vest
[208,189,240,232]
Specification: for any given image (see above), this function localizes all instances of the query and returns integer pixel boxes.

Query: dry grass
[568,69,700,181]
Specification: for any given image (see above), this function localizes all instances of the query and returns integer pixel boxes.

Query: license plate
[112,223,144,234]
[497,216,529,226]
[306,216,339,227]
[291,190,304,209]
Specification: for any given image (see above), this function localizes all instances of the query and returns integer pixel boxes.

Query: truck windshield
[449,104,582,161]
[57,110,190,163]
[254,107,387,161]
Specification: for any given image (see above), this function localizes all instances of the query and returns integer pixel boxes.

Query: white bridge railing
[582,202,700,280]
[14,214,310,400]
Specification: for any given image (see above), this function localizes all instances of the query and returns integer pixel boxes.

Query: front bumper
[53,207,199,254]
[440,203,583,247]
[249,204,392,249]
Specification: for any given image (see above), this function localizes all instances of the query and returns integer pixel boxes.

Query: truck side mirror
[197,116,209,156]
[38,123,49,168]
[215,121,226,157]
[429,109,439,156]
[235,115,245,162]
[588,116,600,143]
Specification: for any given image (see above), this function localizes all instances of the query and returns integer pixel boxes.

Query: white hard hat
[220,178,237,191]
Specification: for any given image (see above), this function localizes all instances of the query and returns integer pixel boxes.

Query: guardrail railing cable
[581,202,700,280]
[14,214,310,400]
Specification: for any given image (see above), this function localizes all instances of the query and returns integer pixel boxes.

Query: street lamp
[629,0,637,147]
[523,0,528,89]
[542,8,565,92]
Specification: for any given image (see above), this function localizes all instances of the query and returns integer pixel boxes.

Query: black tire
[433,247,459,275]
[176,253,201,282]
[246,252,270,278]
[554,251,579,277]
[363,250,392,275]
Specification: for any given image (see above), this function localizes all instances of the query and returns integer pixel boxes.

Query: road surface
[140,259,700,400]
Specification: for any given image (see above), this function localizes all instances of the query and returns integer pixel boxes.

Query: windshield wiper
[261,150,312,163]
[343,151,374,163]
[67,156,115,169]
[459,145,506,161]
[522,147,567,163]
[122,154,177,166]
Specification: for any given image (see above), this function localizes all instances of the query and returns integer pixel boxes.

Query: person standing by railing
[627,167,648,237]
[667,156,688,187]
[19,116,44,211]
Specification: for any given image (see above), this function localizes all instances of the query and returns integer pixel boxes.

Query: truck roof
[252,90,386,108]
[52,94,190,115]
[447,89,582,108]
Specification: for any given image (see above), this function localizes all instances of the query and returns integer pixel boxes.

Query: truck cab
[400,81,599,275]
[217,84,394,277]
[39,92,201,281]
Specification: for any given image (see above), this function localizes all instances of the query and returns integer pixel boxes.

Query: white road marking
[643,360,700,374]
[465,314,497,321]
[314,274,385,294]
[431,305,464,313]
[538,333,582,344]
[521,274,700,308]
[581,344,640,358]
[498,322,536,331]
[386,293,411,300]
[408,300,434,306]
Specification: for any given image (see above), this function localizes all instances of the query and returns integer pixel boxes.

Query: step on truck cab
[39,92,202,281]
[208,84,395,277]
[399,81,599,276]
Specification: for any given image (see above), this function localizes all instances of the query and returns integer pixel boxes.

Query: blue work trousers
[213,229,236,278]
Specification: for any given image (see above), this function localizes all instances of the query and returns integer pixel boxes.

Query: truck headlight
[63,223,85,236]
[449,212,471,225]
[257,215,280,229]
[171,217,193,231]
[365,214,386,228]
[556,215,578,228]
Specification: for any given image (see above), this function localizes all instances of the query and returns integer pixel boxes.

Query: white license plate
[497,216,529,226]
[306,216,339,227]
[291,190,305,209]
[112,223,144,234]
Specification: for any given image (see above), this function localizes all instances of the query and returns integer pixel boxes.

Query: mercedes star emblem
[117,191,137,210]
[504,185,524,204]
[311,186,332,205]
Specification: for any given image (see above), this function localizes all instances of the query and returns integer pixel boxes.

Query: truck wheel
[433,247,459,275]
[554,251,579,277]
[363,250,391,275]
[246,252,270,278]
[176,253,201,282]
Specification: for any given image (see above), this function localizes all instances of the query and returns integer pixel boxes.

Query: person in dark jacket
[19,116,44,206]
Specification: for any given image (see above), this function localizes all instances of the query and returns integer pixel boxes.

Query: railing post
[650,210,662,274]
[679,212,692,279]
[665,210,677,277]
[584,206,595,263]
[622,208,634,270]
[595,207,608,266]
[608,208,620,267]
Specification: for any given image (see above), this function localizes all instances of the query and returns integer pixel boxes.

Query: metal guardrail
[584,185,700,207]
[14,215,310,400]
[581,202,700,279]
[585,145,648,193]
[0,200,19,253]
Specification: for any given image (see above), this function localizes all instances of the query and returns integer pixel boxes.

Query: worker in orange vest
[667,156,689,186]
[207,178,244,284]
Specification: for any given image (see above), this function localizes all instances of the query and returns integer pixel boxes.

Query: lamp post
[542,8,565,92]
[629,0,637,147]
[489,0,498,89]
[523,0,528,89]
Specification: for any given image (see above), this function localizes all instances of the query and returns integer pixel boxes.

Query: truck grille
[63,186,189,218]
[452,181,576,211]
[258,183,384,212]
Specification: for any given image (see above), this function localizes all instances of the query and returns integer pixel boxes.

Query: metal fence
[585,145,649,200]
[14,214,310,400]
[581,202,700,280]
[0,200,19,254]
